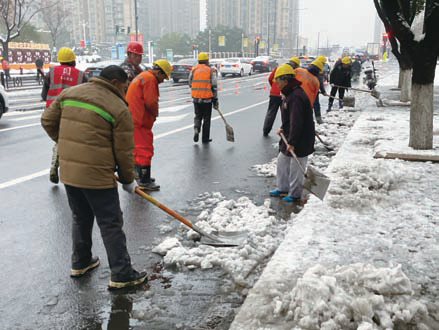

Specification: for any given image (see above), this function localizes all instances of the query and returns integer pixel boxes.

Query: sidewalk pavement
[230,106,439,329]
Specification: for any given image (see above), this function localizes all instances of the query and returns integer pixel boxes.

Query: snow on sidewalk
[230,108,439,330]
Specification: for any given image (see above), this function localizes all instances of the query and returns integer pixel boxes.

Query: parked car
[84,60,123,79]
[0,83,9,120]
[298,55,316,68]
[219,58,253,77]
[250,56,278,72]
[209,58,223,70]
[171,58,197,83]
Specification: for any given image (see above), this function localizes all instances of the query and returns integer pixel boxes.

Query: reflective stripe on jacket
[46,65,84,108]
[295,68,320,105]
[191,64,214,99]
[41,77,134,188]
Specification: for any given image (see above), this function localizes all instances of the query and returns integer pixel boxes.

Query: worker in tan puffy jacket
[41,65,147,290]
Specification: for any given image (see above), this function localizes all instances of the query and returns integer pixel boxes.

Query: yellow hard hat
[153,59,172,79]
[289,57,300,67]
[58,47,76,63]
[317,55,327,63]
[198,52,209,61]
[342,57,351,65]
[311,60,324,71]
[274,63,295,79]
[0,56,3,60]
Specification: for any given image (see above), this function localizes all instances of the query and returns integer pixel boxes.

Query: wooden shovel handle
[279,132,306,175]
[215,107,228,125]
[135,187,195,229]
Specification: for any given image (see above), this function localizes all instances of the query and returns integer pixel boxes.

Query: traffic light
[382,32,389,45]
[255,36,260,56]
[115,25,119,35]
[127,26,130,34]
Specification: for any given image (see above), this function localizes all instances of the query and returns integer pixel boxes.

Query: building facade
[206,0,300,56]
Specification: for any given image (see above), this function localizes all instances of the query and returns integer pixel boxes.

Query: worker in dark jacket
[120,41,143,84]
[327,56,352,111]
[263,57,300,136]
[311,56,329,124]
[269,64,315,203]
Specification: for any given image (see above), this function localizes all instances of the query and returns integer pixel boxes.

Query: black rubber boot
[135,165,155,183]
[138,166,160,191]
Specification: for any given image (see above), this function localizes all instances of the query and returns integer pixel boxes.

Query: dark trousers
[313,94,321,117]
[263,95,282,135]
[194,102,212,142]
[328,86,346,109]
[65,185,133,281]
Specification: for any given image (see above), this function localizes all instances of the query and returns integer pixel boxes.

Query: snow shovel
[215,107,235,142]
[280,133,331,201]
[334,85,381,99]
[326,95,355,108]
[315,132,334,151]
[135,187,247,247]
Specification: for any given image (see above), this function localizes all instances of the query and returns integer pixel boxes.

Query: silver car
[0,84,9,120]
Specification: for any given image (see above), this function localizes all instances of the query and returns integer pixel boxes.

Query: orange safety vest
[46,65,84,108]
[295,68,320,105]
[191,64,213,99]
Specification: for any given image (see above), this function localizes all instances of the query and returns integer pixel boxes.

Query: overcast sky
[300,0,378,48]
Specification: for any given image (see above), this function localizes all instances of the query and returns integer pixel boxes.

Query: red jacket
[268,67,281,96]
[126,70,160,166]
[1,60,10,71]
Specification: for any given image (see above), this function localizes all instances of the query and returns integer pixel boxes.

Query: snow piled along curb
[230,109,439,330]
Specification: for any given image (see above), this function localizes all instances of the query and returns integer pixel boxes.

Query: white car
[0,83,9,120]
[219,58,253,77]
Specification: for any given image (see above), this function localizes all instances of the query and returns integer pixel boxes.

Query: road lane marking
[1,100,268,189]
[0,122,41,132]
[9,115,42,121]
[0,169,49,189]
[155,99,267,139]
[3,109,43,117]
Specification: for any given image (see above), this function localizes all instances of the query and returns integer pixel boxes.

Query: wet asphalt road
[0,72,298,329]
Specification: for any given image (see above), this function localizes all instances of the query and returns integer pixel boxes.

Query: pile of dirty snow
[153,196,289,285]
[270,263,429,330]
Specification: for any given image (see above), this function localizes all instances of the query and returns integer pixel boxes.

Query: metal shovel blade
[371,89,381,99]
[199,229,248,247]
[225,123,235,142]
[216,108,235,142]
[135,188,246,247]
[303,165,331,201]
[343,96,355,107]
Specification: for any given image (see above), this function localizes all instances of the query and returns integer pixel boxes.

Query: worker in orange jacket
[263,57,300,136]
[294,66,320,109]
[189,52,218,143]
[125,59,171,190]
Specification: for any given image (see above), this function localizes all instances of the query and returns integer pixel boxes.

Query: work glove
[213,99,219,110]
[122,181,137,194]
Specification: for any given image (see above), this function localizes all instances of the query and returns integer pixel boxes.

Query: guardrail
[1,72,43,90]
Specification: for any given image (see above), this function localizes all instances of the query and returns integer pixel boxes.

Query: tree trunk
[398,69,402,88]
[1,41,9,62]
[409,82,433,149]
[400,68,412,102]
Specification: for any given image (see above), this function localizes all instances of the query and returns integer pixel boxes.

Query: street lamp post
[134,0,138,41]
